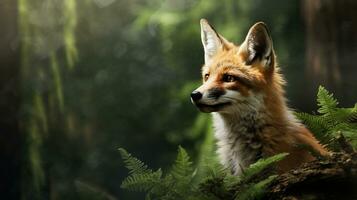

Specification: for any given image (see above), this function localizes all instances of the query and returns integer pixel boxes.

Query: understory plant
[296,86,357,149]
[119,147,287,200]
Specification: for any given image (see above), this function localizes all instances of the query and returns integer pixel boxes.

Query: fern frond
[317,86,338,114]
[296,86,357,149]
[241,153,288,181]
[120,147,288,200]
[348,104,357,122]
[171,146,193,180]
[119,148,152,175]
[329,124,357,146]
[334,105,357,123]
[121,169,162,192]
[340,130,357,148]
[223,170,242,189]
[199,175,232,200]
[331,122,357,133]
[328,108,356,123]
[235,175,277,200]
[295,112,332,143]
[148,174,176,198]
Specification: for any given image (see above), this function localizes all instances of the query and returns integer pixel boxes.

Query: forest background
[0,0,356,199]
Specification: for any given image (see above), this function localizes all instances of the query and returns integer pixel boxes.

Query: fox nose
[191,91,202,101]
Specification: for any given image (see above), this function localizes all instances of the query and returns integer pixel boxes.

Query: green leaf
[241,153,288,181]
[119,148,152,175]
[295,112,332,143]
[329,106,357,123]
[121,169,162,192]
[120,148,287,200]
[317,86,338,114]
[296,86,357,149]
[235,175,277,200]
[171,146,193,180]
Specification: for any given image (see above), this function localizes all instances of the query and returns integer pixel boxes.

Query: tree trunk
[0,1,21,199]
[302,0,357,107]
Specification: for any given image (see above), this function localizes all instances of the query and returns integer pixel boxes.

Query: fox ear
[240,22,274,68]
[200,19,223,64]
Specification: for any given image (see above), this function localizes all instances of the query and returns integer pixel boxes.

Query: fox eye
[204,73,210,81]
[223,74,236,82]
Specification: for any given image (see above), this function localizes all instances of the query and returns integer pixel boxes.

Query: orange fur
[194,19,329,174]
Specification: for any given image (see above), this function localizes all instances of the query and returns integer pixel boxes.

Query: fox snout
[191,88,225,101]
[191,87,231,113]
[190,91,203,101]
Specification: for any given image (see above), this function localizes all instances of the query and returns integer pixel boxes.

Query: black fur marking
[207,87,226,99]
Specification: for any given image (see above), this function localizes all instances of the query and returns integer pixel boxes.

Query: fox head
[191,19,284,114]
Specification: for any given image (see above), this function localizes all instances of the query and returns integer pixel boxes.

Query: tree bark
[302,0,357,107]
[265,152,357,200]
[0,1,21,199]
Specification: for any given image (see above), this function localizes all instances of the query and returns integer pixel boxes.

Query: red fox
[191,19,329,175]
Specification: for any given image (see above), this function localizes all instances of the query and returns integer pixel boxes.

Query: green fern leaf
[295,112,334,144]
[199,174,232,200]
[296,86,357,149]
[241,153,288,181]
[295,112,327,132]
[330,123,357,140]
[121,169,162,192]
[329,106,357,123]
[171,146,193,180]
[119,148,152,175]
[317,86,338,114]
[235,175,277,200]
[340,130,357,147]
[348,104,357,122]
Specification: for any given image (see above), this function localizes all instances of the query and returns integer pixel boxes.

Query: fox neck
[212,90,293,175]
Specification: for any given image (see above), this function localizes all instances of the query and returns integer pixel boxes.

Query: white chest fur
[212,105,268,175]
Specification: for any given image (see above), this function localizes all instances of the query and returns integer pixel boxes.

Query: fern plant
[119,147,287,200]
[295,86,357,149]
[119,147,198,200]
[198,153,287,200]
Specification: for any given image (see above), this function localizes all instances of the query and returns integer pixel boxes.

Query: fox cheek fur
[191,19,329,175]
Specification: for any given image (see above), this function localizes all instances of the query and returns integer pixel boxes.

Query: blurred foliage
[19,0,79,199]
[119,147,287,200]
[16,0,310,199]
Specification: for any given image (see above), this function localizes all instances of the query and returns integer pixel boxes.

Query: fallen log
[265,152,357,200]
